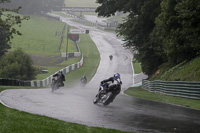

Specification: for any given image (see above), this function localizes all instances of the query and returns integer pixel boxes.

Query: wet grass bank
[124,86,200,110]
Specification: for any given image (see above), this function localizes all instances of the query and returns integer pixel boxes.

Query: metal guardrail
[64,12,119,29]
[0,78,31,86]
[62,7,96,12]
[142,80,200,100]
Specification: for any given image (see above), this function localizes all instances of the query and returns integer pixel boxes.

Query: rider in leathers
[53,71,65,87]
[100,73,122,98]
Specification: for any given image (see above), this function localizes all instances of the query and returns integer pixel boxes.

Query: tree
[96,0,163,75]
[153,0,200,65]
[96,0,200,75]
[0,0,29,58]
[0,48,37,80]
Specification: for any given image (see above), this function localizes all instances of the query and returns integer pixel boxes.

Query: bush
[0,48,37,80]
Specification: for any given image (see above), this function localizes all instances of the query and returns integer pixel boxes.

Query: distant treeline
[2,0,65,14]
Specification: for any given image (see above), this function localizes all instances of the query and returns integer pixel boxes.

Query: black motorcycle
[51,75,64,92]
[93,81,121,106]
[51,77,60,92]
[109,55,113,60]
[80,76,87,87]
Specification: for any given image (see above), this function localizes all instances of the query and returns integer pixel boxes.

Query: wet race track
[1,15,200,133]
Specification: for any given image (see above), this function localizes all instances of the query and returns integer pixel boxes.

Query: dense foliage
[0,0,28,58]
[96,0,200,75]
[0,48,37,80]
[0,0,66,81]
[152,0,200,64]
[96,0,163,75]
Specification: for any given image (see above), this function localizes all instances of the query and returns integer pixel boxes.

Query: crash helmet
[114,73,120,78]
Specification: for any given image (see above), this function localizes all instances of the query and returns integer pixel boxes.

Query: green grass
[11,15,76,55]
[124,87,200,110]
[65,0,99,7]
[0,104,130,133]
[150,56,200,81]
[59,58,80,66]
[0,105,129,133]
[36,66,64,80]
[35,57,81,80]
[7,13,101,82]
[132,58,142,74]
[34,31,100,81]
[63,34,100,86]
[8,14,82,80]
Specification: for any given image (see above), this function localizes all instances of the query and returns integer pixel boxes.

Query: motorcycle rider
[109,55,113,60]
[53,71,65,87]
[80,76,87,86]
[100,73,122,94]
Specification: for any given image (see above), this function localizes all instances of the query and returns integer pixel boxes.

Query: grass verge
[0,107,128,133]
[63,34,100,86]
[150,56,200,81]
[35,32,101,82]
[124,86,200,110]
[132,58,142,74]
[11,15,75,55]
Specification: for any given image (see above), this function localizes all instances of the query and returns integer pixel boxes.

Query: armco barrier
[142,80,200,100]
[30,54,83,87]
[61,52,81,58]
[0,78,31,86]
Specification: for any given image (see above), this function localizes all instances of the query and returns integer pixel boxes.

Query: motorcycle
[93,80,121,106]
[80,76,87,87]
[51,76,64,92]
[109,55,113,61]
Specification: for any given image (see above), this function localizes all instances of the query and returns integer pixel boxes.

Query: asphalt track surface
[1,15,200,133]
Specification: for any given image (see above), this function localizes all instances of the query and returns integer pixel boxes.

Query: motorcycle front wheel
[51,79,59,92]
[102,92,113,106]
[93,94,99,104]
